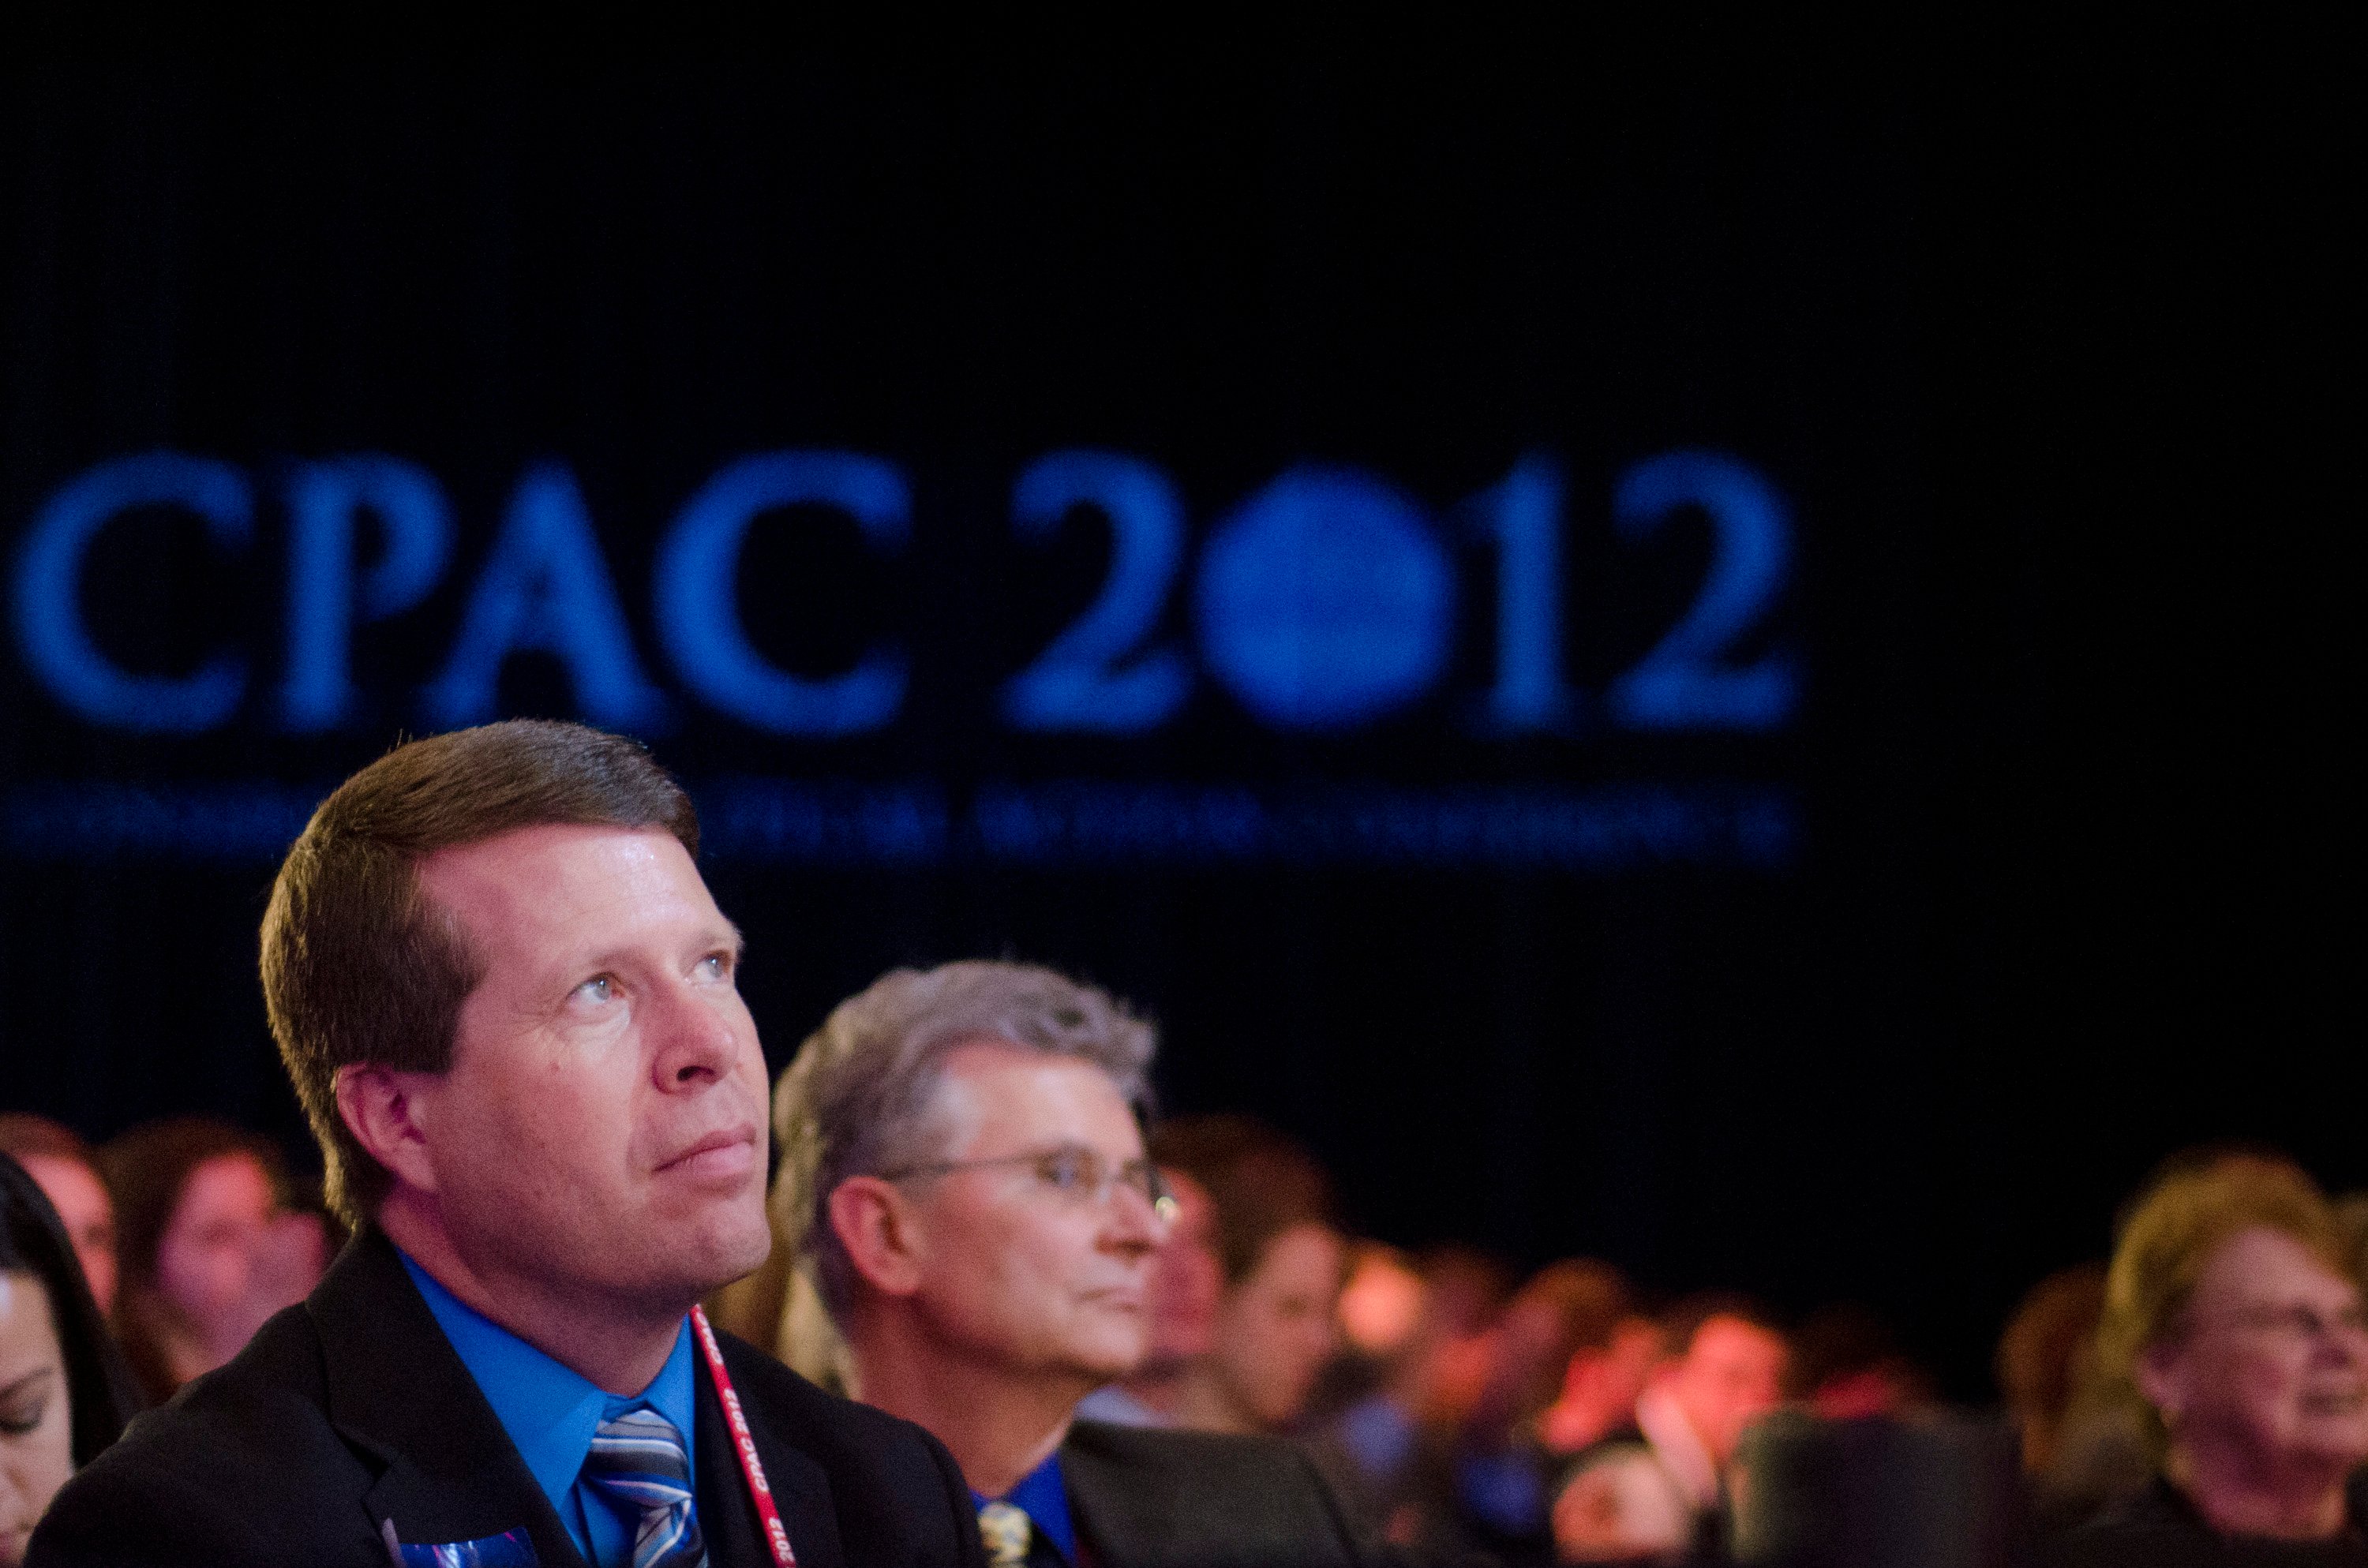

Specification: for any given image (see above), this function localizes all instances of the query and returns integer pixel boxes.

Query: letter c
[12,452,253,732]
[654,451,909,736]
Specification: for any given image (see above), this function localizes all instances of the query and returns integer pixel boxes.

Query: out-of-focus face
[15,1158,114,1316]
[2140,1227,2368,1478]
[1336,1248,1426,1360]
[410,826,771,1317]
[1144,1169,1221,1368]
[1210,1222,1345,1431]
[155,1154,275,1334]
[894,1042,1161,1386]
[1669,1315,1786,1466]
[0,1271,73,1568]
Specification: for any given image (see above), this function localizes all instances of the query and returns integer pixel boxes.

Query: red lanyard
[690,1304,799,1567]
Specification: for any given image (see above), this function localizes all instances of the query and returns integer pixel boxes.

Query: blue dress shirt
[401,1253,698,1568]
[972,1450,1078,1564]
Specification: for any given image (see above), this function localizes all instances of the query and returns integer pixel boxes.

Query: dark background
[0,27,2350,1397]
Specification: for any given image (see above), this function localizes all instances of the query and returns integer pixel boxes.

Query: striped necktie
[581,1404,706,1568]
[976,1499,1032,1567]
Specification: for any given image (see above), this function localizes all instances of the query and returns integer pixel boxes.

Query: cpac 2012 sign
[11,447,1797,739]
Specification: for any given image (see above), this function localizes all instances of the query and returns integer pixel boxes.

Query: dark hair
[260,720,697,1226]
[1662,1291,1785,1360]
[0,1113,98,1170]
[1151,1115,1337,1285]
[98,1117,289,1405]
[1,1152,142,1465]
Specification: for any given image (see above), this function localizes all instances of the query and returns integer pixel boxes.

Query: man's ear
[826,1176,927,1297]
[334,1065,440,1196]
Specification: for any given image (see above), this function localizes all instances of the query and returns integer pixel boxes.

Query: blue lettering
[421,462,667,731]
[1194,466,1456,731]
[11,451,253,733]
[653,451,909,736]
[278,455,454,731]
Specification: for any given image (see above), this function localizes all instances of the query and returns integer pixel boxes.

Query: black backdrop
[0,31,2350,1397]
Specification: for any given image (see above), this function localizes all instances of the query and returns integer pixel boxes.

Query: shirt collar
[972,1449,1077,1562]
[399,1251,699,1516]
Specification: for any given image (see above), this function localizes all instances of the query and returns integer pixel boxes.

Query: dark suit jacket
[30,1230,987,1568]
[1059,1420,1372,1568]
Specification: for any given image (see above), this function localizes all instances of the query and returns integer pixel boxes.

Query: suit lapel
[310,1230,586,1568]
[1058,1428,1175,1568]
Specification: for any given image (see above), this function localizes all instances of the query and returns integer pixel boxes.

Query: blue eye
[1037,1150,1092,1192]
[575,976,614,1005]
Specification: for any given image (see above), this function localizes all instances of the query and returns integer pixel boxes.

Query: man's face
[2143,1226,2368,1474]
[894,1042,1160,1389]
[1669,1315,1786,1466]
[410,825,770,1315]
[1209,1222,1343,1431]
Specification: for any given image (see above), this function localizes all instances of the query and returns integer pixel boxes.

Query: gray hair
[771,960,1157,1319]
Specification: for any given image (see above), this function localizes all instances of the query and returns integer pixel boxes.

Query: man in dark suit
[32,721,984,1568]
[767,961,1373,1568]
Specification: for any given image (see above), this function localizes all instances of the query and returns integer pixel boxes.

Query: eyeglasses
[2211,1302,2368,1344]
[879,1142,1177,1222]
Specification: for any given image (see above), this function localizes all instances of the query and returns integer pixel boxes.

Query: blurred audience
[1431,1260,1641,1562]
[96,1119,328,1405]
[1998,1263,2151,1533]
[1538,1312,1665,1460]
[1551,1294,1786,1564]
[1308,1244,1512,1546]
[1153,1115,1348,1438]
[1785,1302,1934,1420]
[1,1154,138,1566]
[767,960,1370,1566]
[0,1121,116,1319]
[1074,1166,1223,1428]
[2055,1152,2368,1564]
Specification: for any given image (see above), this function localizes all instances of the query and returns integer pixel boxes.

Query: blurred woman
[1154,1116,1347,1435]
[2055,1153,2368,1564]
[0,1119,116,1317]
[98,1120,327,1405]
[2,1154,138,1566]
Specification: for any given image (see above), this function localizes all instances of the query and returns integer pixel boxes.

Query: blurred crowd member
[1539,1310,1666,1461]
[2055,1154,2368,1565]
[1422,1261,1637,1562]
[2336,1193,2368,1295]
[1153,1116,1348,1439]
[1309,1245,1510,1545]
[1998,1263,2150,1532]
[771,960,1371,1566]
[1339,1247,1429,1369]
[2,1155,137,1566]
[96,1118,328,1405]
[1785,1303,1933,1420]
[0,1123,114,1319]
[1552,1295,1786,1565]
[1075,1167,1223,1428]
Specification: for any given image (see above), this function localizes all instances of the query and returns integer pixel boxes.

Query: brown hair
[98,1117,289,1404]
[0,1112,99,1170]
[1150,1114,1336,1285]
[1995,1263,2108,1473]
[2097,1152,2347,1451]
[260,720,696,1227]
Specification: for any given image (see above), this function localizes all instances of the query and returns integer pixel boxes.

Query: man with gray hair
[768,960,1371,1568]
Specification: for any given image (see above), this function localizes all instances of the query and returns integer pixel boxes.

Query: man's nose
[653,982,743,1088]
[1102,1180,1163,1254]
